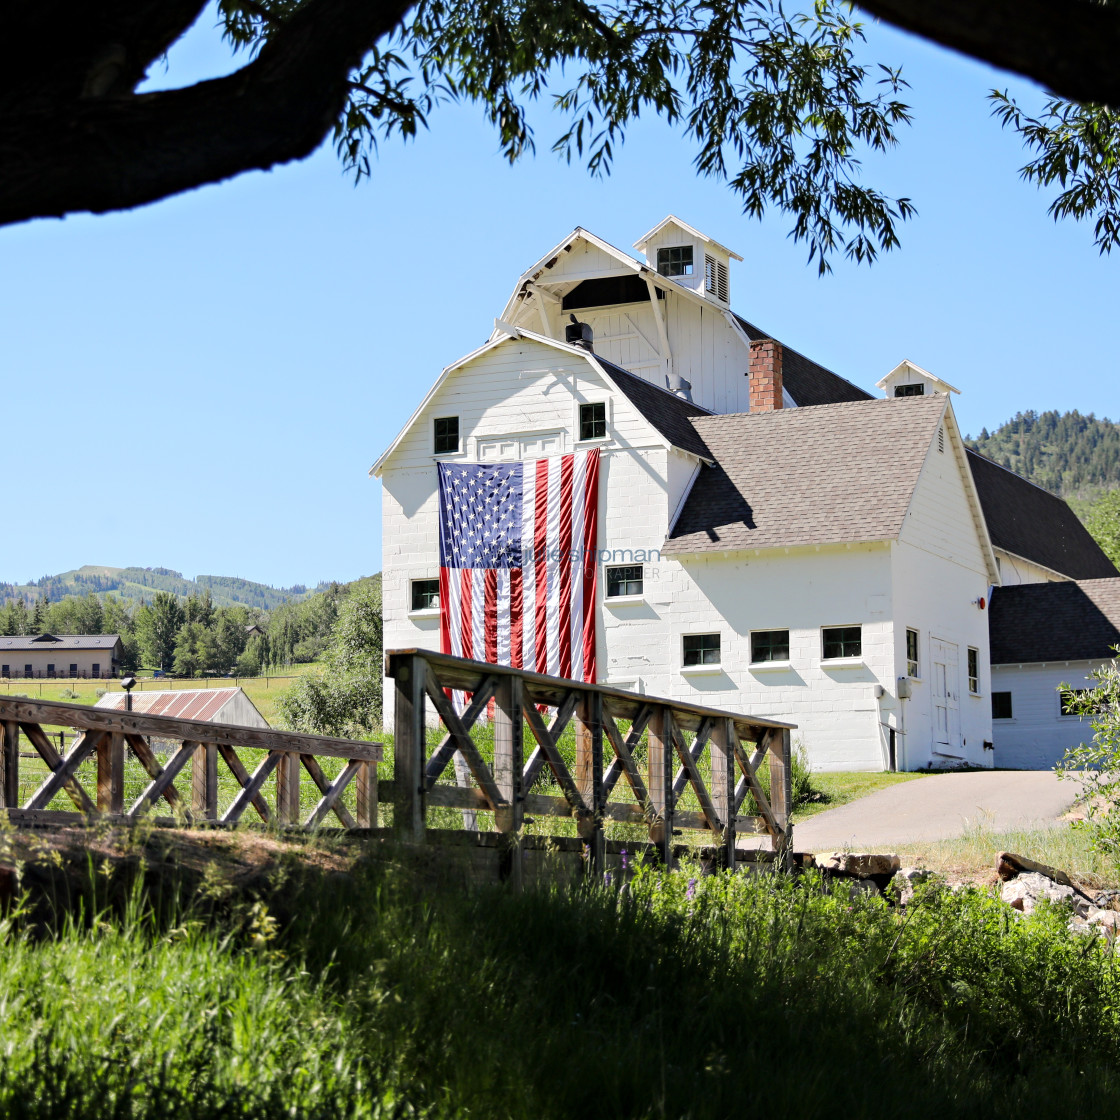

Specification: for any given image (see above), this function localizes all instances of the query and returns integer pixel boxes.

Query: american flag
[438,448,600,682]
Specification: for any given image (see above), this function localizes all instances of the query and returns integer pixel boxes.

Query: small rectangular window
[1060,688,1105,716]
[433,416,459,455]
[411,579,440,612]
[656,245,693,277]
[906,628,920,678]
[967,647,979,694]
[683,633,721,667]
[579,402,607,441]
[822,626,862,660]
[1,666,7,678]
[894,383,925,397]
[24,664,31,677]
[751,629,790,663]
[992,692,1013,720]
[92,663,100,678]
[606,565,643,598]
[46,664,55,677]
[69,664,78,677]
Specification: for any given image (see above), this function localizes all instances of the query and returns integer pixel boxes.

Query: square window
[751,629,789,663]
[683,633,720,667]
[822,626,861,660]
[992,692,1013,720]
[967,647,979,694]
[656,245,693,277]
[894,383,925,397]
[606,565,643,598]
[579,402,607,442]
[433,416,459,455]
[1060,688,1105,716]
[906,628,920,678]
[411,579,440,612]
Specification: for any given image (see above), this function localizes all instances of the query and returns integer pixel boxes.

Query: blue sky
[1,9,1116,590]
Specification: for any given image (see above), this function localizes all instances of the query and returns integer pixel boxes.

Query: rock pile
[997,851,1119,939]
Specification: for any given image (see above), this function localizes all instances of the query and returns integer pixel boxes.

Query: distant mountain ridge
[0,566,320,611]
[966,410,1120,498]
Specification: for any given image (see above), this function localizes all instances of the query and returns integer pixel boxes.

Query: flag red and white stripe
[438,448,600,683]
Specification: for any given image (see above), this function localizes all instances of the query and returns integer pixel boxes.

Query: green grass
[894,819,1120,890]
[0,835,1118,1118]
[794,769,932,821]
[0,665,322,726]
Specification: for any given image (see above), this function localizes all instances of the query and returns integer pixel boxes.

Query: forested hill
[0,566,318,611]
[965,410,1120,498]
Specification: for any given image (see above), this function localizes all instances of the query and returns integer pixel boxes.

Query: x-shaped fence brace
[0,696,381,830]
[386,649,794,867]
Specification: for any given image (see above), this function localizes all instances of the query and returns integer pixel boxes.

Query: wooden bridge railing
[385,649,795,870]
[0,696,381,830]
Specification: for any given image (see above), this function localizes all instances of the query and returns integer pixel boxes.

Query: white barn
[988,579,1120,769]
[372,217,1116,771]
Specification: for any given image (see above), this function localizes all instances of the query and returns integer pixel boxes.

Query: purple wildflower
[604,870,613,887]
[620,849,629,872]
[686,877,697,901]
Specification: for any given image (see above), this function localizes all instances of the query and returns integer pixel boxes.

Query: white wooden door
[931,637,961,754]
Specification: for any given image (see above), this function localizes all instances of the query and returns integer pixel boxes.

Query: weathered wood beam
[129,740,197,820]
[522,689,580,791]
[300,754,358,830]
[218,745,272,823]
[20,722,96,813]
[422,675,497,789]
[304,760,362,829]
[25,729,102,812]
[0,696,381,761]
[424,678,507,811]
[221,751,282,825]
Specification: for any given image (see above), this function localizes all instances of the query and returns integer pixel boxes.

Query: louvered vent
[704,254,729,303]
[938,426,945,454]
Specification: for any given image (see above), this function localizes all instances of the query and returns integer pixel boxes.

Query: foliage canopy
[4,0,1120,266]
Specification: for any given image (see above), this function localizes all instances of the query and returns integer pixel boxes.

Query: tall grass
[0,837,1118,1118]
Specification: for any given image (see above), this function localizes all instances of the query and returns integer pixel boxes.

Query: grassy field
[0,663,321,725]
[0,828,1117,1119]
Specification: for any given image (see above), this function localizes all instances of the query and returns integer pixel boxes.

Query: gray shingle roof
[990,579,1120,663]
[966,450,1117,580]
[0,634,122,652]
[664,395,947,554]
[733,316,873,407]
[594,355,714,461]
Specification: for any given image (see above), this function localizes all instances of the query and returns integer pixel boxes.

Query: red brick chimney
[749,339,784,412]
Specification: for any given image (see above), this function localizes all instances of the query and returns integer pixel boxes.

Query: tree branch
[0,0,415,226]
[855,0,1120,108]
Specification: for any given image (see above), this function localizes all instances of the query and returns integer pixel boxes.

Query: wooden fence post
[493,674,524,886]
[355,760,377,829]
[97,731,125,814]
[192,742,218,821]
[1,721,18,808]
[647,706,674,866]
[577,692,605,873]
[275,752,300,826]
[768,727,793,853]
[711,717,736,871]
[392,653,427,843]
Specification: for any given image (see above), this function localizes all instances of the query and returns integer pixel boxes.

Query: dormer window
[704,254,729,302]
[433,416,459,455]
[656,246,693,277]
[894,383,924,397]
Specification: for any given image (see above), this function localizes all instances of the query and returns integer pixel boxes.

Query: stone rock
[816,852,901,879]
[849,878,881,900]
[1088,910,1120,938]
[888,867,936,906]
[1001,872,1082,916]
[997,851,1075,886]
[1094,888,1120,911]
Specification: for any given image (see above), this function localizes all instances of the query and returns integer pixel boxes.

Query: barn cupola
[876,360,961,400]
[633,215,742,307]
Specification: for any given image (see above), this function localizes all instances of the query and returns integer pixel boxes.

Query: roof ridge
[689,394,943,425]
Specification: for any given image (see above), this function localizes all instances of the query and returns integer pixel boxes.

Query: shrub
[1057,655,1120,865]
